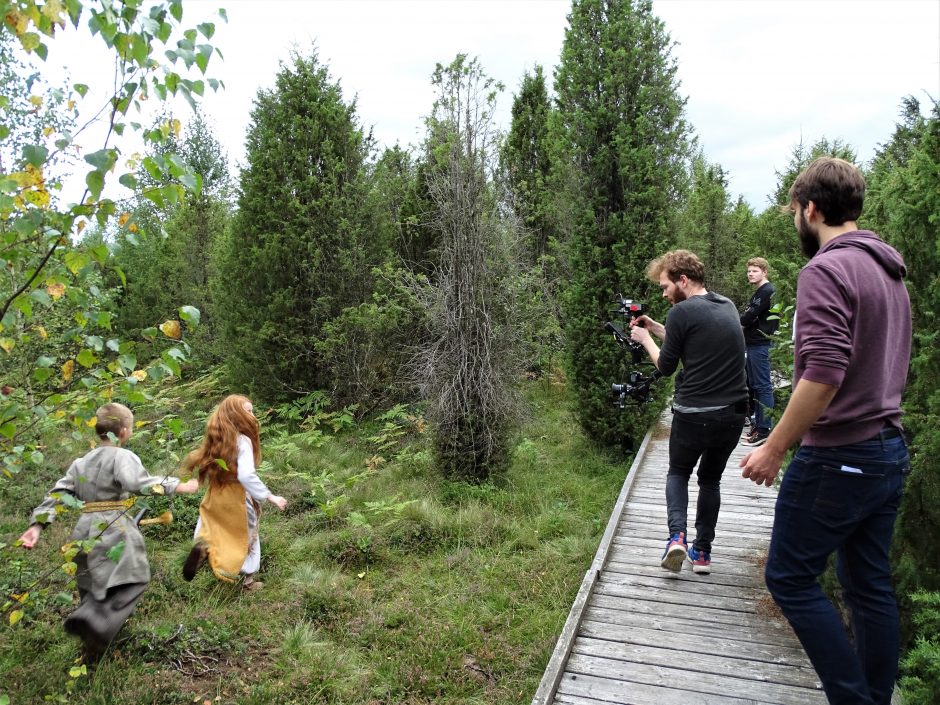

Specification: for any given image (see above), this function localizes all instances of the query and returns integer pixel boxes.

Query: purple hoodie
[795,230,911,447]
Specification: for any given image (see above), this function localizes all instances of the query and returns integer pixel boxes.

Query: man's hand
[630,325,652,346]
[632,315,665,340]
[740,443,786,487]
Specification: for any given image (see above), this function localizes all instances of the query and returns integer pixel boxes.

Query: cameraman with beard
[630,250,748,576]
[741,157,911,705]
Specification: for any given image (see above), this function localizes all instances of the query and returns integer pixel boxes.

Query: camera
[611,370,661,408]
[606,294,661,406]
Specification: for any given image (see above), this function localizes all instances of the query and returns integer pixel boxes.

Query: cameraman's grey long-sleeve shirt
[659,292,748,409]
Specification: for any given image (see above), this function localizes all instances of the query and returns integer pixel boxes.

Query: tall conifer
[554,0,689,447]
[214,51,384,400]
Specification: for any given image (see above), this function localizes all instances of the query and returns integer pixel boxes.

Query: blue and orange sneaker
[660,531,687,572]
[687,545,711,574]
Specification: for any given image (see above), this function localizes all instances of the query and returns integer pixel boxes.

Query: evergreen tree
[866,100,940,626]
[502,65,555,261]
[213,50,385,402]
[747,138,858,303]
[414,55,521,481]
[373,144,437,274]
[112,109,232,349]
[673,153,746,302]
[554,0,690,448]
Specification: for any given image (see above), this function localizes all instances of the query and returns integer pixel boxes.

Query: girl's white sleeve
[236,434,271,501]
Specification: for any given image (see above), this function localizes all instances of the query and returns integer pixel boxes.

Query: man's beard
[670,289,687,304]
[797,209,820,258]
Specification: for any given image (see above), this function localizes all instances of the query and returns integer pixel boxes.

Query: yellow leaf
[131,370,147,382]
[357,571,365,579]
[11,591,28,603]
[61,359,74,382]
[170,119,181,137]
[23,187,50,207]
[28,95,42,107]
[41,0,66,25]
[86,416,96,427]
[76,220,86,234]
[0,338,14,353]
[67,99,75,110]
[7,10,29,35]
[47,282,65,299]
[118,212,130,226]
[43,126,53,137]
[159,320,181,339]
[128,223,138,233]
[37,325,47,339]
[9,609,23,627]
[62,561,77,576]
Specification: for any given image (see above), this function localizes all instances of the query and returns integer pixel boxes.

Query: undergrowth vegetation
[0,372,625,704]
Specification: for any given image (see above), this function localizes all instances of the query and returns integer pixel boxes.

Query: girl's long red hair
[183,394,261,486]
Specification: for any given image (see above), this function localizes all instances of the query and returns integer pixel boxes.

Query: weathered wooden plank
[602,559,765,589]
[565,652,827,705]
[582,604,797,648]
[597,570,766,600]
[611,535,770,558]
[555,670,767,705]
[620,500,776,527]
[571,636,821,690]
[590,592,791,634]
[593,579,759,614]
[615,520,772,548]
[605,547,765,576]
[577,621,812,670]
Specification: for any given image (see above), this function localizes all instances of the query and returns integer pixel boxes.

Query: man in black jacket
[740,257,778,446]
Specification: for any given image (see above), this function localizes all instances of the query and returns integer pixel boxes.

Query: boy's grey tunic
[30,445,180,600]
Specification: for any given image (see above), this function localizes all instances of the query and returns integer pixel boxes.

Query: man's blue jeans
[765,433,909,705]
[745,344,773,433]
[667,406,746,553]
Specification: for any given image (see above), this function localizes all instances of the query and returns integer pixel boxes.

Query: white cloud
[38,0,940,209]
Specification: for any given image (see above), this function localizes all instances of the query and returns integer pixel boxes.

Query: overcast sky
[48,0,940,209]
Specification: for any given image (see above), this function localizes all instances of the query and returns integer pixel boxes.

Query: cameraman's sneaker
[660,531,687,572]
[687,546,711,574]
[742,430,769,447]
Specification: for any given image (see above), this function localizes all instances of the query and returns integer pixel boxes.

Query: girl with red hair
[181,395,286,589]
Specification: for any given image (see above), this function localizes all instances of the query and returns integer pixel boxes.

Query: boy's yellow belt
[81,498,136,513]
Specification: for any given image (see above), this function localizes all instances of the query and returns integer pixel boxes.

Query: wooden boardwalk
[532,411,827,705]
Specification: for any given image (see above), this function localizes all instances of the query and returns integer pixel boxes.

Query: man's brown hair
[647,249,706,285]
[747,257,769,273]
[788,156,865,225]
[95,403,133,440]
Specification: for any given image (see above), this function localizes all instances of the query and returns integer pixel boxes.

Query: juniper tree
[866,100,940,629]
[501,65,555,262]
[213,50,387,402]
[554,0,690,448]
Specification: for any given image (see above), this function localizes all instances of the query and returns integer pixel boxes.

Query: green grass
[0,375,632,704]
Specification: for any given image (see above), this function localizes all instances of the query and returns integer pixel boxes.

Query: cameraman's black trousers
[666,405,746,553]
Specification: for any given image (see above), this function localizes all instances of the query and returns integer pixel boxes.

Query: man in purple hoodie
[740,157,911,705]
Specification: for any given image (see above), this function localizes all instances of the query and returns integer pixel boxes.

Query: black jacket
[740,282,778,346]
